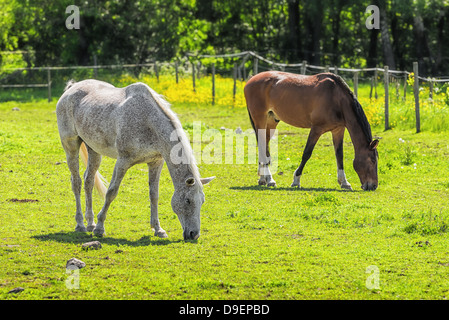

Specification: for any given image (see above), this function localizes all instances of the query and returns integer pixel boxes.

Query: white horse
[56,79,214,240]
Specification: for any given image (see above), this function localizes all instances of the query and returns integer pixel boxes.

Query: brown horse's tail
[79,142,108,200]
[247,108,258,142]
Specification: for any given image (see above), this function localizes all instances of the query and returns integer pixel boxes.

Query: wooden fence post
[154,61,159,82]
[334,65,338,75]
[429,78,433,100]
[212,63,215,105]
[253,57,258,75]
[413,62,420,133]
[175,60,179,84]
[301,61,307,75]
[403,75,407,101]
[353,71,359,98]
[191,61,196,92]
[384,65,389,130]
[47,68,51,102]
[233,63,237,101]
[93,55,98,79]
[197,61,201,79]
[374,66,378,99]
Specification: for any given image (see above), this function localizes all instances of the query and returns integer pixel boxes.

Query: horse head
[353,139,379,191]
[171,176,215,240]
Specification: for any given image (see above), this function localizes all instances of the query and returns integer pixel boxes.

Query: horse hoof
[154,230,168,238]
[86,224,96,232]
[258,179,267,186]
[267,181,276,187]
[291,184,300,188]
[341,184,353,191]
[93,228,105,237]
[75,225,87,232]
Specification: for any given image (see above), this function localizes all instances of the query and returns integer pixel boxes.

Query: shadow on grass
[32,231,191,247]
[230,185,355,192]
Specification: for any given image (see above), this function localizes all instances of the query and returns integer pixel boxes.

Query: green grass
[1,91,449,300]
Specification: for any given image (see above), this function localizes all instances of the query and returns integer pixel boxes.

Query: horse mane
[323,73,373,144]
[144,85,202,186]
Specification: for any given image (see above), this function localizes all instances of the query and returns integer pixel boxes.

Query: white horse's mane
[144,85,202,186]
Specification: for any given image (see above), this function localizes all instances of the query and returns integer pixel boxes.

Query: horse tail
[247,108,257,141]
[64,79,76,92]
[79,142,108,200]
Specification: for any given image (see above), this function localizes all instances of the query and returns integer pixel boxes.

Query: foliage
[1,0,448,76]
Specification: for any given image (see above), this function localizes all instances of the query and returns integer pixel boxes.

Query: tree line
[1,0,448,76]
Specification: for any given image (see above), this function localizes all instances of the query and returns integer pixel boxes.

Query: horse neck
[343,108,370,154]
[159,131,199,190]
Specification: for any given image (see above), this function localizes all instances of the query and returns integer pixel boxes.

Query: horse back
[56,80,163,160]
[245,71,349,129]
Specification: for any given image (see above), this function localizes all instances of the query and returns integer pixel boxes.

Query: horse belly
[74,106,121,159]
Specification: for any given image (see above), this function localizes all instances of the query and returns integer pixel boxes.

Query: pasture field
[1,77,449,300]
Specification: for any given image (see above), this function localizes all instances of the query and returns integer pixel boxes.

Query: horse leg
[148,159,168,238]
[291,127,323,188]
[261,113,279,187]
[93,157,131,237]
[83,145,102,231]
[332,127,352,190]
[62,136,85,232]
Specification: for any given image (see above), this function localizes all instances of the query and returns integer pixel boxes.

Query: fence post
[429,78,433,100]
[325,65,330,73]
[396,81,400,100]
[175,60,179,84]
[47,68,51,102]
[403,75,407,101]
[413,62,420,133]
[370,77,374,99]
[253,57,258,75]
[93,55,98,79]
[212,63,215,105]
[353,71,359,98]
[197,61,201,79]
[384,65,389,130]
[154,61,159,82]
[374,66,378,99]
[334,65,338,75]
[233,63,237,101]
[191,61,196,92]
[301,61,307,75]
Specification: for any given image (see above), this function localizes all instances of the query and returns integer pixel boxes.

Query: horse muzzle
[183,229,200,241]
[361,182,377,191]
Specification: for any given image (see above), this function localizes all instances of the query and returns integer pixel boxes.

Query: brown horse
[244,71,379,191]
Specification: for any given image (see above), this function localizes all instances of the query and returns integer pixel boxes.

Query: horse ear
[200,176,215,185]
[185,177,196,186]
[369,139,379,150]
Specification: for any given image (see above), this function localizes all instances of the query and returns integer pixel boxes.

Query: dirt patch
[7,198,39,203]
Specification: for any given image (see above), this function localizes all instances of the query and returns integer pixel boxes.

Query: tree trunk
[379,5,396,69]
[287,0,301,61]
[413,13,434,76]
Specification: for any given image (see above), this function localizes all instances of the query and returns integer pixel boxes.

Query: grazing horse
[244,71,379,191]
[56,79,215,240]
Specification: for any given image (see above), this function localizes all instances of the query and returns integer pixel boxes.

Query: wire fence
[2,51,449,133]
